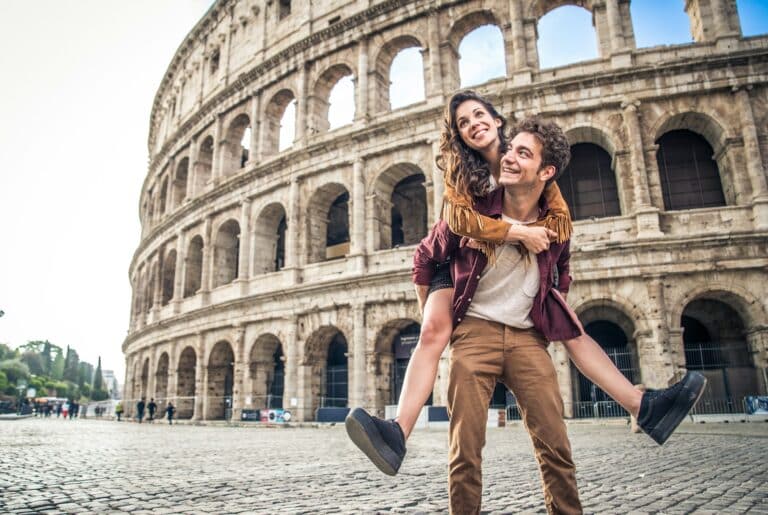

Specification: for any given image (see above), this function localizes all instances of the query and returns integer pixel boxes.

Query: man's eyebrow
[512,144,532,153]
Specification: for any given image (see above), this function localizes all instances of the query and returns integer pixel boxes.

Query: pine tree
[41,341,52,375]
[93,356,104,391]
[50,348,65,380]
[63,346,80,383]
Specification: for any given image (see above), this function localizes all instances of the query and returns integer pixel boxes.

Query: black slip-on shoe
[638,371,707,445]
[345,407,406,476]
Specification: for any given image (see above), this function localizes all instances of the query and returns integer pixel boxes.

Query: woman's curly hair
[436,90,507,201]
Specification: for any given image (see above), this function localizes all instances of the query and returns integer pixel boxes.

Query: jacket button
[457,317,462,322]
[476,275,480,279]
[468,298,472,302]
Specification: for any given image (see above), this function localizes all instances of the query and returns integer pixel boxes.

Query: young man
[351,117,706,513]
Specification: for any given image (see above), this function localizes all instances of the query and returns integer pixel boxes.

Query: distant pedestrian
[165,402,175,425]
[69,401,78,419]
[55,402,62,418]
[115,402,124,422]
[148,398,157,422]
[136,397,146,423]
[62,402,69,419]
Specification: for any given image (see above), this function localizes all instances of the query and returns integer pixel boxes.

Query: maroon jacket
[412,188,581,342]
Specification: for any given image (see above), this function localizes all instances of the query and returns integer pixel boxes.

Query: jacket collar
[475,186,551,220]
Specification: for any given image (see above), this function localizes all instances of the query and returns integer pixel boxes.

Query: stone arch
[221,112,251,175]
[263,89,296,157]
[248,334,284,409]
[652,111,728,154]
[559,141,621,220]
[372,318,421,414]
[304,326,348,416]
[670,284,765,338]
[536,4,599,68]
[680,293,762,404]
[306,183,350,263]
[564,124,618,159]
[176,346,197,419]
[206,340,235,420]
[196,135,214,188]
[155,352,170,404]
[172,157,189,208]
[145,260,157,312]
[572,299,639,417]
[526,0,600,19]
[310,63,356,134]
[372,35,426,113]
[161,250,177,305]
[448,11,506,89]
[653,112,729,210]
[184,235,204,297]
[252,202,287,274]
[213,219,240,287]
[372,163,428,250]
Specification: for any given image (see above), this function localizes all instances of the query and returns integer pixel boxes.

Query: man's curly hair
[510,117,571,181]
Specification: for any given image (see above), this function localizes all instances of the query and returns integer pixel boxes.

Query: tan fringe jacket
[441,181,573,262]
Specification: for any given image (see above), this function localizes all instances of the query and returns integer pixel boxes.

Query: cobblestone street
[1,418,766,514]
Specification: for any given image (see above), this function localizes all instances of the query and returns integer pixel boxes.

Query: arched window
[159,177,168,215]
[327,75,355,130]
[173,158,189,208]
[390,47,425,109]
[537,6,598,68]
[390,323,425,405]
[683,298,757,411]
[656,130,725,211]
[222,114,251,174]
[176,347,196,419]
[738,0,768,37]
[269,345,285,409]
[161,250,176,305]
[325,334,348,408]
[391,174,427,247]
[326,192,350,259]
[631,1,692,48]
[213,220,240,287]
[279,99,296,151]
[197,136,214,188]
[459,25,505,87]
[207,341,234,420]
[253,203,287,274]
[558,143,620,220]
[184,236,203,297]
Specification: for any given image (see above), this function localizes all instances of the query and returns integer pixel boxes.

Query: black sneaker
[638,371,707,445]
[345,407,406,476]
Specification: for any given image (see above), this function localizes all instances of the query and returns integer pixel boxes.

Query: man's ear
[539,164,556,182]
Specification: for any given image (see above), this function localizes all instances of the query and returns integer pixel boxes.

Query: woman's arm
[442,197,510,244]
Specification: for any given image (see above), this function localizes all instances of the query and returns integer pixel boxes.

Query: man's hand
[513,225,557,253]
[415,284,429,316]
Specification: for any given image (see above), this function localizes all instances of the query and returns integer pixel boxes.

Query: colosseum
[124,0,768,422]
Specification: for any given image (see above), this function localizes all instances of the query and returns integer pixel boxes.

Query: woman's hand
[515,225,557,253]
[460,237,482,250]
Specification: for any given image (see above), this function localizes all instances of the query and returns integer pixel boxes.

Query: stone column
[622,100,663,238]
[188,137,199,197]
[282,317,299,416]
[350,158,366,273]
[733,86,768,228]
[237,198,252,290]
[356,37,369,123]
[151,255,163,317]
[165,158,176,212]
[231,326,246,421]
[635,277,676,388]
[431,139,444,223]
[284,178,301,284]
[211,115,224,182]
[295,64,308,144]
[146,353,156,404]
[167,344,179,405]
[249,91,261,165]
[508,0,530,85]
[746,327,768,394]
[350,305,367,408]
[425,10,443,99]
[172,230,185,314]
[201,217,213,303]
[605,0,633,67]
[193,334,207,421]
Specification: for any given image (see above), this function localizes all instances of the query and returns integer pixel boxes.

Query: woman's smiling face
[455,100,503,154]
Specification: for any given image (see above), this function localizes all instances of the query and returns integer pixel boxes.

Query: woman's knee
[419,317,451,349]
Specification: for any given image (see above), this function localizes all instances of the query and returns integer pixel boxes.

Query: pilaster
[351,304,367,408]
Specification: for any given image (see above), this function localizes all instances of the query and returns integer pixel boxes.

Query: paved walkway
[1,417,766,513]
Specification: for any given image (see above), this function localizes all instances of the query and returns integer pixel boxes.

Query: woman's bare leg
[563,334,642,417]
[395,287,453,439]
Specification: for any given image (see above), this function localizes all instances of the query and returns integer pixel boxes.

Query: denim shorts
[427,260,453,295]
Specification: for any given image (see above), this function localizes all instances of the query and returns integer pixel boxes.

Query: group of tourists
[345,90,707,514]
[33,398,80,419]
[133,397,176,425]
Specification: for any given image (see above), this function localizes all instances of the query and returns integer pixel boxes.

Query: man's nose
[501,150,515,166]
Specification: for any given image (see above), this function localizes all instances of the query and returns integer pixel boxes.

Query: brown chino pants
[447,316,582,515]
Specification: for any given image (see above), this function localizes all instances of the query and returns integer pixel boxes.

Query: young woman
[346,91,704,476]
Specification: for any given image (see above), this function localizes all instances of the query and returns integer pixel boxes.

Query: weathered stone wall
[124,0,768,421]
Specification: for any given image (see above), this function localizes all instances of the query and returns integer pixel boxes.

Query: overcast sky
[0,1,765,384]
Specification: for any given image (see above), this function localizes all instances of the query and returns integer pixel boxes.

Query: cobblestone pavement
[1,418,766,514]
